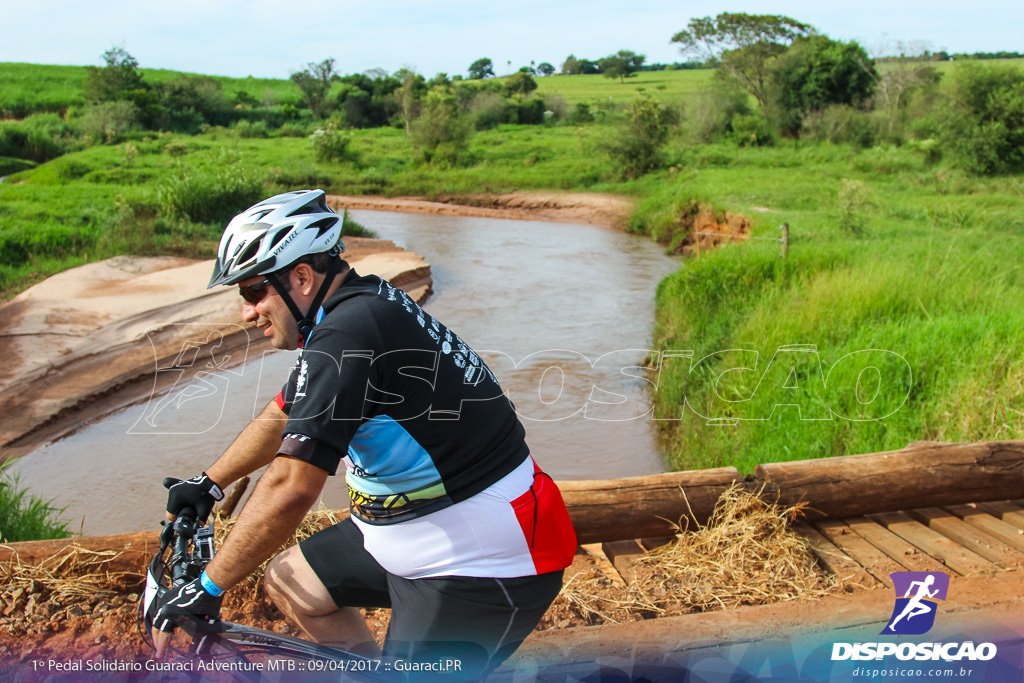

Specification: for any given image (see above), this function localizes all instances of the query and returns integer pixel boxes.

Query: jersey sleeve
[275,328,376,474]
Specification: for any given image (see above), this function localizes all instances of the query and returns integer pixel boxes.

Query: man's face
[238,273,300,350]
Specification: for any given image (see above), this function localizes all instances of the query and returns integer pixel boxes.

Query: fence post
[780,223,789,259]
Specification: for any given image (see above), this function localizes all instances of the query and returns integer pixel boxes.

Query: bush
[410,87,473,165]
[686,81,752,143]
[569,102,595,124]
[605,95,675,178]
[508,96,547,125]
[0,114,74,162]
[157,153,264,224]
[937,62,1024,175]
[340,209,377,238]
[802,104,876,147]
[0,459,70,542]
[74,100,142,144]
[311,122,355,162]
[469,91,508,130]
[730,112,774,147]
[234,119,269,139]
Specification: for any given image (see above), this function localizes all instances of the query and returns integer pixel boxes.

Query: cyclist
[153,189,577,677]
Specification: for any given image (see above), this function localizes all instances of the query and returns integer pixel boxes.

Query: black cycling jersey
[276,270,529,525]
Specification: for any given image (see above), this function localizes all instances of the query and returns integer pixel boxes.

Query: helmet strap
[268,258,341,346]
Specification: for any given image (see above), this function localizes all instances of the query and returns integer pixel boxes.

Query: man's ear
[291,262,317,296]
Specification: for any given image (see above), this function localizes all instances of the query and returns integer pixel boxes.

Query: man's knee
[263,547,295,603]
[263,544,338,616]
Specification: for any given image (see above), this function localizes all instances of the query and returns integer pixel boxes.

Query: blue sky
[1,1,1020,79]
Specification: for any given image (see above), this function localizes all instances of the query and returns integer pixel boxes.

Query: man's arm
[153,445,328,657]
[206,399,290,489]
[202,454,328,591]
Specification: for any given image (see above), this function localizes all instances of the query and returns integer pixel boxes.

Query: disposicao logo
[831,570,998,663]
[883,571,949,635]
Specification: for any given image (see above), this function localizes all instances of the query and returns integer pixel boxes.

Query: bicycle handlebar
[170,510,198,586]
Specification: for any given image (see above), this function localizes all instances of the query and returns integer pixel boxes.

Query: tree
[410,86,472,165]
[672,12,814,107]
[605,95,674,178]
[599,50,645,83]
[396,69,427,135]
[468,58,495,80]
[84,47,147,103]
[290,58,338,119]
[156,75,230,132]
[869,45,942,139]
[505,71,538,96]
[537,62,556,76]
[82,47,162,128]
[767,36,877,135]
[561,54,601,75]
[937,62,1024,175]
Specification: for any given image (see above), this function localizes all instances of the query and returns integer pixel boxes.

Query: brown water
[14,211,680,535]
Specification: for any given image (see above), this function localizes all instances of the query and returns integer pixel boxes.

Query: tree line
[605,12,1024,177]
[2,14,1023,178]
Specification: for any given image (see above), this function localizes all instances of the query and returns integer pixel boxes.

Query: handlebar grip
[170,508,198,586]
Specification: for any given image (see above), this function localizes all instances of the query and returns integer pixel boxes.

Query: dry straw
[553,484,837,625]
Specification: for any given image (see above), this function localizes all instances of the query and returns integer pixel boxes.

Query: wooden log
[557,467,743,544]
[755,440,1024,520]
[1,469,742,567]
[0,530,160,573]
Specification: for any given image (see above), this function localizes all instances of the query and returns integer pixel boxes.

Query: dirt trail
[327,191,637,229]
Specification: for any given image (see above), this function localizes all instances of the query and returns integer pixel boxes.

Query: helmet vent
[311,217,338,237]
[267,229,290,249]
[236,240,261,266]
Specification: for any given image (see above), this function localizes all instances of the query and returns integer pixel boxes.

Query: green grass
[636,142,1024,473]
[0,459,70,542]
[533,69,715,107]
[0,62,305,116]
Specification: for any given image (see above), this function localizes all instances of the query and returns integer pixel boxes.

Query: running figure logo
[882,571,949,635]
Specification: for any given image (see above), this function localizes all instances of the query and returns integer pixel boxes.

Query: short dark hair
[293,252,346,274]
[275,255,348,292]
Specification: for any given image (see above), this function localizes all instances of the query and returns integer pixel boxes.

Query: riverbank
[0,235,430,462]
[327,191,637,230]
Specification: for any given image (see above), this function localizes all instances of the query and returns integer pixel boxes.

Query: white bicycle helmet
[207,189,344,288]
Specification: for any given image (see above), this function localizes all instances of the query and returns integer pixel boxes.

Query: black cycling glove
[164,473,224,523]
[152,577,223,633]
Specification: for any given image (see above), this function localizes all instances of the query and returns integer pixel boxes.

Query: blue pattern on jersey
[346,415,445,497]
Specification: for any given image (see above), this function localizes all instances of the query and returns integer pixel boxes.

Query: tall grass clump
[156,151,264,224]
[650,212,1024,474]
[0,459,70,542]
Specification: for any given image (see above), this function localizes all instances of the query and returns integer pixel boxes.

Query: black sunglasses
[238,277,274,305]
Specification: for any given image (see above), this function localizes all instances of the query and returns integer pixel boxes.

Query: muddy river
[14,211,680,535]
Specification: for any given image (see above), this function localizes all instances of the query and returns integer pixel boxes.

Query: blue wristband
[199,570,224,597]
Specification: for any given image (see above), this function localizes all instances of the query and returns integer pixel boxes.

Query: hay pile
[544,485,837,627]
